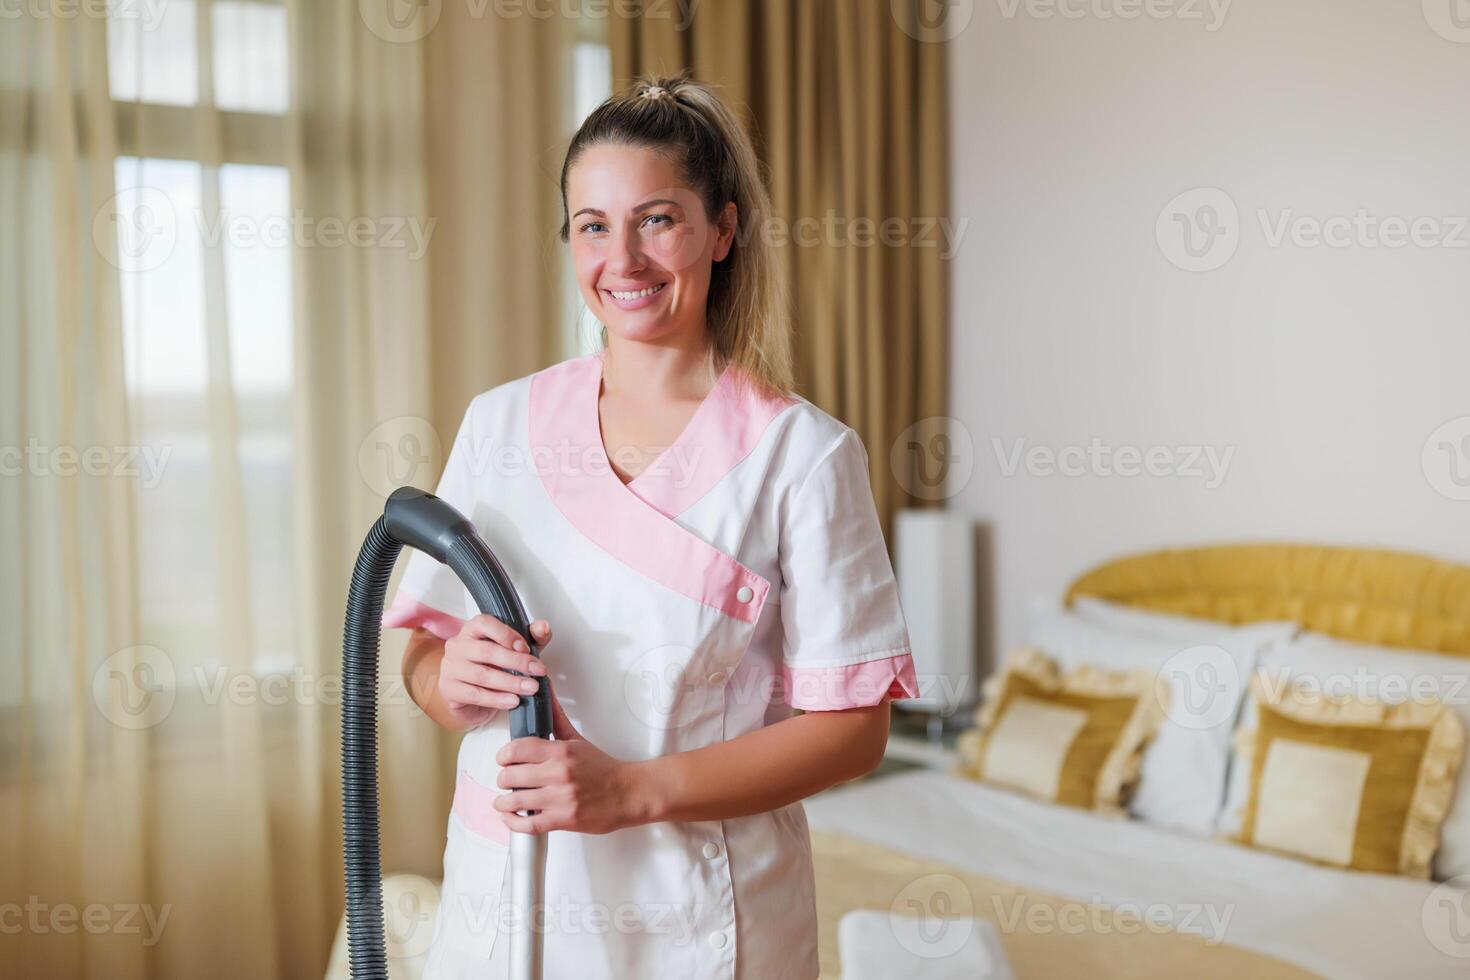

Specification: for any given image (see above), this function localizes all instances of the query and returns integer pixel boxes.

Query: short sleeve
[380,400,481,639]
[777,428,919,711]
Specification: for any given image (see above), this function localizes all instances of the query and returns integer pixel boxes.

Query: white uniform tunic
[383,352,918,980]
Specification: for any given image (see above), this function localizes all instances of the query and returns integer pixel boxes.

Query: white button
[702,841,722,859]
[709,931,728,949]
[708,671,726,686]
[735,586,754,603]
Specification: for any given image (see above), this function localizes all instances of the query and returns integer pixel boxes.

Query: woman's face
[566,143,735,348]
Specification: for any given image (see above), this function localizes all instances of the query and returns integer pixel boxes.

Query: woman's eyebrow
[571,199,683,221]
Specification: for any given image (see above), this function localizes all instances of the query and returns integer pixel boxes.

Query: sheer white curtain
[0,2,454,976]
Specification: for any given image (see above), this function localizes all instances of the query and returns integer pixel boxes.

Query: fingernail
[515,640,528,652]
[521,680,538,693]
[529,661,547,675]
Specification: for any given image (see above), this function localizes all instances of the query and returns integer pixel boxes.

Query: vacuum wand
[341,487,551,979]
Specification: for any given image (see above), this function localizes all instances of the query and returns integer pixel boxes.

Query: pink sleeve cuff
[780,651,920,710]
[381,596,465,641]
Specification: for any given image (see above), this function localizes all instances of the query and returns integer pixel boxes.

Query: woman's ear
[712,201,738,262]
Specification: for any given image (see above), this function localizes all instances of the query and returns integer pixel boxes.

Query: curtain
[0,11,150,979]
[609,0,950,534]
[422,2,574,437]
[0,3,569,977]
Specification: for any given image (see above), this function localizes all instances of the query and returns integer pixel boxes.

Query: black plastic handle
[385,487,552,739]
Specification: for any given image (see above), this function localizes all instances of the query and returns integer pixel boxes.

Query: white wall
[945,0,1470,663]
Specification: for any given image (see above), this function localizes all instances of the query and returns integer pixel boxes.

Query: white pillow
[1217,630,1470,880]
[1025,604,1293,836]
[1073,596,1291,641]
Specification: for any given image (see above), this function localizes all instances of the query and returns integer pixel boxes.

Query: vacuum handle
[386,487,553,740]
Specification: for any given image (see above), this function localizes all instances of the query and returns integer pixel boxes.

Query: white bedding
[806,771,1469,980]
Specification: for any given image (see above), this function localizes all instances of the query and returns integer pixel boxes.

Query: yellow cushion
[956,648,1166,812]
[1235,677,1465,877]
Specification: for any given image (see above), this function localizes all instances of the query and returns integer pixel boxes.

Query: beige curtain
[0,11,150,979]
[609,0,950,535]
[422,3,574,437]
[0,3,570,978]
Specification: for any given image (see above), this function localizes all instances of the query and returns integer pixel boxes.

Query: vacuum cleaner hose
[341,487,552,978]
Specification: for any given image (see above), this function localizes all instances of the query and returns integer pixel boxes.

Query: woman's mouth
[603,282,667,310]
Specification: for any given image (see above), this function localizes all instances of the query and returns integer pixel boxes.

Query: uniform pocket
[435,776,511,959]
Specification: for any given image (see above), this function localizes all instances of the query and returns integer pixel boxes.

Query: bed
[807,771,1462,979]
[805,544,1470,980]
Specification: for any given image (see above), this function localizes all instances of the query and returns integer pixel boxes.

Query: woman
[384,75,918,980]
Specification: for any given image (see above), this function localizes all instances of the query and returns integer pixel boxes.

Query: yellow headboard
[1066,544,1470,657]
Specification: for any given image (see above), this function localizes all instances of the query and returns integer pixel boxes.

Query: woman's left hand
[494,685,650,835]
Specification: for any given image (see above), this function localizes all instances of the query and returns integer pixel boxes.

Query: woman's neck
[601,332,715,401]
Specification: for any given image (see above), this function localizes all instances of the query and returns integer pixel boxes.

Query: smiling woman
[385,75,919,980]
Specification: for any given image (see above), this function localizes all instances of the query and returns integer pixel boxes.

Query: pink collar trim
[595,352,795,518]
[528,354,793,624]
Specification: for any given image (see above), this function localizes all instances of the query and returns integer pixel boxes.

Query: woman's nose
[605,224,646,276]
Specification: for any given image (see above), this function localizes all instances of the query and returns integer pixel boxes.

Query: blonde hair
[559,74,795,398]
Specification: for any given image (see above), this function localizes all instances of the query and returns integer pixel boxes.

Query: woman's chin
[602,311,685,345]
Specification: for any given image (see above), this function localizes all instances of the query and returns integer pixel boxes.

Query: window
[107,0,296,692]
[105,3,612,697]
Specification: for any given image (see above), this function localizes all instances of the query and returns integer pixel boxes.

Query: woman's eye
[577,215,673,235]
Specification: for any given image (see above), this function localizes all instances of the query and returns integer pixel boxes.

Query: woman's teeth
[609,283,666,300]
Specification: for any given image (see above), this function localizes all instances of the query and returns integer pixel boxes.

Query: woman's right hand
[438,615,551,731]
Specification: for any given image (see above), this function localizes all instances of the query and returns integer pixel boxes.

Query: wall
[944,0,1470,662]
